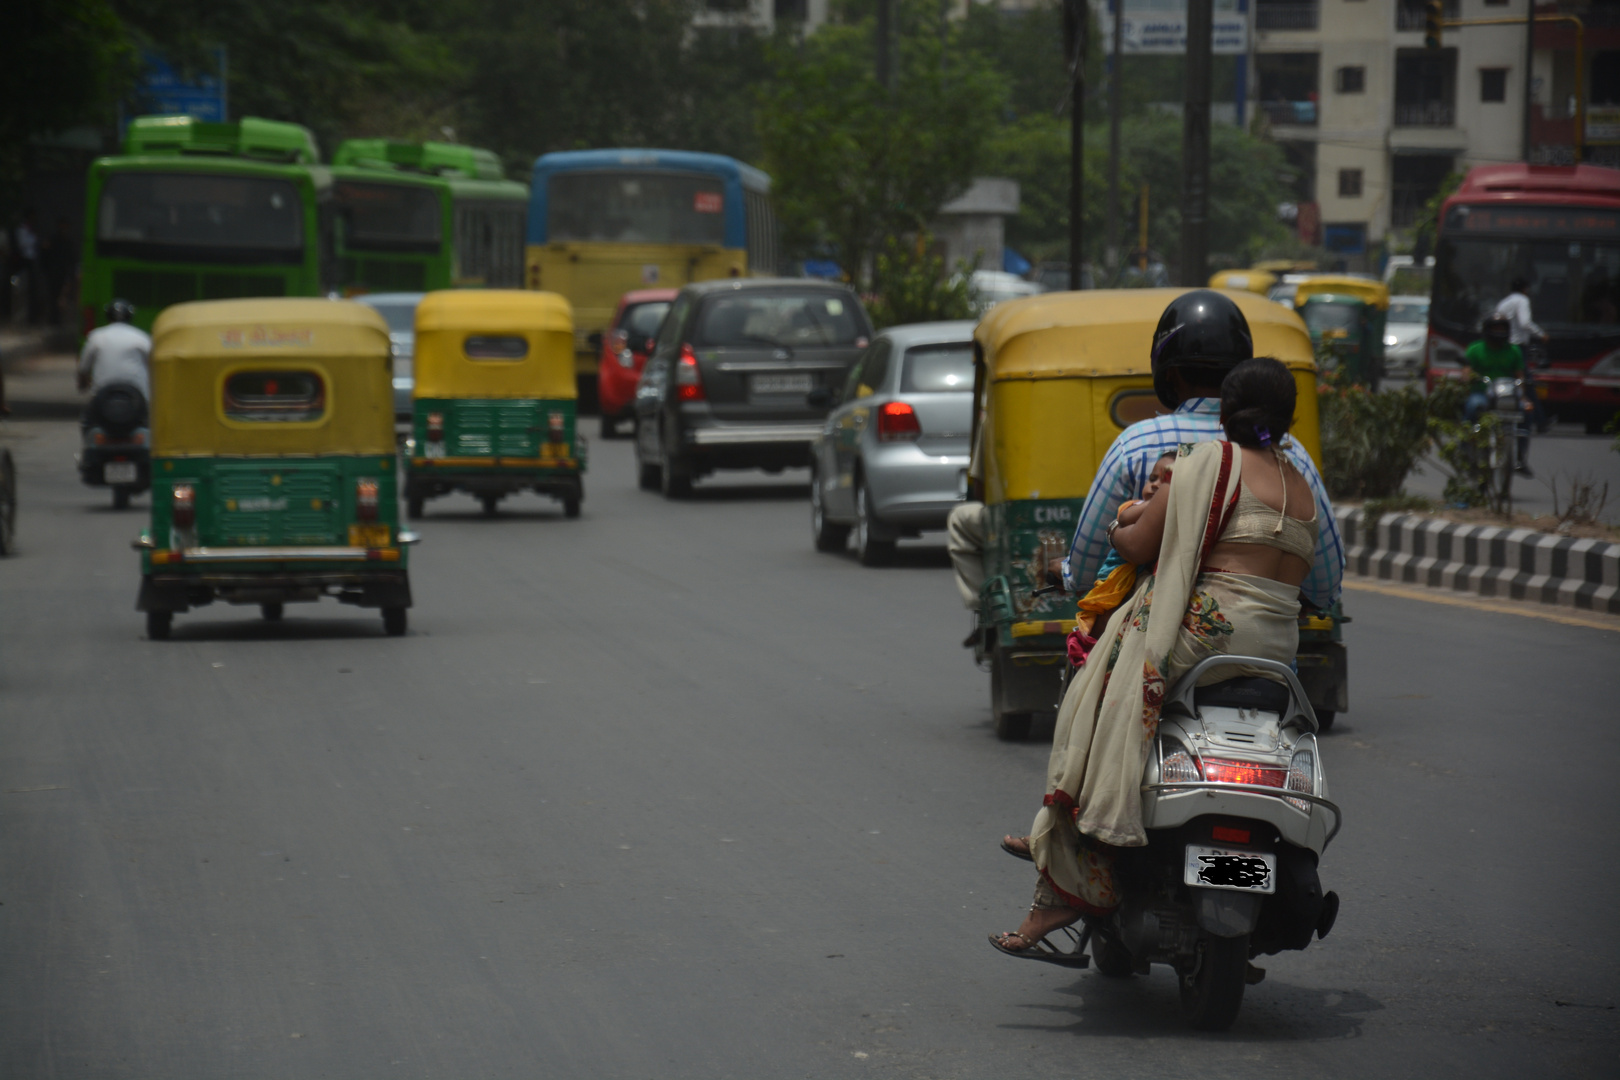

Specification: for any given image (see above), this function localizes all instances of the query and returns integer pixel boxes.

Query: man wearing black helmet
[1059,290,1345,612]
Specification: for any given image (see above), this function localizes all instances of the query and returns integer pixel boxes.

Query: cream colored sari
[1029,440,1299,913]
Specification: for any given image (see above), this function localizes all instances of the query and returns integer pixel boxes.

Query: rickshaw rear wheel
[1315,710,1335,732]
[406,492,425,520]
[261,603,283,621]
[145,610,172,640]
[563,493,582,519]
[382,607,407,636]
[480,494,501,516]
[990,654,1033,741]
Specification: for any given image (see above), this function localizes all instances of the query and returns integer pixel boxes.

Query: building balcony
[1394,101,1455,127]
[1261,100,1318,126]
[1396,0,1458,32]
[1255,2,1319,31]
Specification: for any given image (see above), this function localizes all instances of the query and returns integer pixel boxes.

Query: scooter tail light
[1202,758,1288,788]
[356,478,379,522]
[171,483,196,527]
[676,343,705,401]
[876,400,921,441]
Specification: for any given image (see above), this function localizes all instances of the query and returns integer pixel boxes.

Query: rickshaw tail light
[356,478,379,522]
[172,484,196,527]
[877,401,921,441]
[676,344,705,401]
[548,411,567,441]
[426,412,445,441]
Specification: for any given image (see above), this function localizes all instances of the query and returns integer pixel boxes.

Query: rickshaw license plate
[1184,845,1276,894]
[752,373,813,395]
[105,461,137,484]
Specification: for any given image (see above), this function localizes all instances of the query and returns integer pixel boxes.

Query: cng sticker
[1034,504,1073,524]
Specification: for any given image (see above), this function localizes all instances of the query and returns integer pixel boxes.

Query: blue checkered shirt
[1060,398,1345,609]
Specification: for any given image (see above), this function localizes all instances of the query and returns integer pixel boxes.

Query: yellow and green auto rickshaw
[1207,269,1278,296]
[134,298,417,639]
[969,288,1347,739]
[1293,275,1389,391]
[405,290,584,518]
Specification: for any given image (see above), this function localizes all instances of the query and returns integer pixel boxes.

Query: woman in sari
[991,357,1319,956]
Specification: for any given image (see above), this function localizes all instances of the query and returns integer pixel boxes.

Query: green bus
[80,115,333,337]
[330,140,527,295]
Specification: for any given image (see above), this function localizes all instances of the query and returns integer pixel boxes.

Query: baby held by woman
[1067,451,1177,666]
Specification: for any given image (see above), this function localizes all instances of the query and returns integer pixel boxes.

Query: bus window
[455,204,525,287]
[744,189,778,275]
[97,172,303,261]
[335,182,441,253]
[548,171,726,245]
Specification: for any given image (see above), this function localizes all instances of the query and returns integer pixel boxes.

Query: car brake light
[172,483,195,527]
[1211,825,1251,844]
[426,411,444,441]
[676,343,705,401]
[93,430,107,446]
[548,411,566,442]
[356,478,379,522]
[876,400,921,441]
[1201,758,1288,788]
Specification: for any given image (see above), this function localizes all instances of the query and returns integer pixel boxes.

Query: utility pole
[876,0,895,92]
[1066,0,1087,290]
[1180,0,1212,287]
[1522,5,1534,162]
[1107,0,1124,275]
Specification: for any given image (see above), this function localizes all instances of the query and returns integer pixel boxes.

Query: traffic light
[1424,0,1444,49]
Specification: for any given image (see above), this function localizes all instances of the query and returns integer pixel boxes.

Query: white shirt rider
[78,321,152,399]
[1494,289,1544,347]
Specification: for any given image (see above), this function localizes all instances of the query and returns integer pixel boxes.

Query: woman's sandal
[987,928,1091,968]
[999,835,1033,862]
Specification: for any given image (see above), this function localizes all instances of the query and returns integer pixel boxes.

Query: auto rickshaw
[1293,275,1388,391]
[134,298,416,639]
[1207,268,1278,296]
[969,288,1348,739]
[405,290,584,518]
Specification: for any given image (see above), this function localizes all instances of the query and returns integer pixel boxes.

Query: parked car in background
[1384,296,1430,376]
[968,270,1043,314]
[633,279,873,498]
[594,288,676,438]
[809,321,975,565]
[357,292,425,421]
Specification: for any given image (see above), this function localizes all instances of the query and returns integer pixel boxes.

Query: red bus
[1427,164,1620,433]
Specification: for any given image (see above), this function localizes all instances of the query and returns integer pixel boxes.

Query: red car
[596,289,677,438]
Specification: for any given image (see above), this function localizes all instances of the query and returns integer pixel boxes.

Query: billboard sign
[1095,0,1249,55]
[133,47,228,122]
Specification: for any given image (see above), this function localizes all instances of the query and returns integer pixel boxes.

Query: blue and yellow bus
[525,149,779,391]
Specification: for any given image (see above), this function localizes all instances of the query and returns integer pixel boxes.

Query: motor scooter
[78,382,150,509]
[1030,656,1342,1031]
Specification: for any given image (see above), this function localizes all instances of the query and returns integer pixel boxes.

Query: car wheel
[659,426,692,499]
[146,610,172,640]
[599,413,619,440]
[1091,928,1136,978]
[261,602,284,621]
[0,452,15,556]
[382,607,408,636]
[1586,416,1608,435]
[810,466,850,553]
[853,478,894,566]
[113,487,131,510]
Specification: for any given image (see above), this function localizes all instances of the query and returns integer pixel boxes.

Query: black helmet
[1482,313,1511,345]
[1151,289,1254,408]
[104,299,136,324]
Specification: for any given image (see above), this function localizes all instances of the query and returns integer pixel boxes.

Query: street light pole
[1522,5,1534,161]
[1181,0,1212,287]
[1067,0,1087,290]
[1107,0,1124,276]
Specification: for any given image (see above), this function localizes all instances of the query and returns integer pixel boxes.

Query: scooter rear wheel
[1090,928,1136,978]
[1179,933,1248,1031]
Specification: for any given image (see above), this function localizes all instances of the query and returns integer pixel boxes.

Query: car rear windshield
[548,171,725,245]
[695,293,865,348]
[1388,301,1428,324]
[619,301,671,340]
[336,181,441,252]
[223,370,325,422]
[363,299,418,334]
[901,343,974,392]
[97,171,303,260]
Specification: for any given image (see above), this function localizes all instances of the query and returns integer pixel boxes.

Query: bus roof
[122,115,320,165]
[334,139,508,181]
[530,149,770,193]
[1449,163,1620,205]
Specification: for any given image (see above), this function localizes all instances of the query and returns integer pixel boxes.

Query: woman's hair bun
[1221,357,1296,447]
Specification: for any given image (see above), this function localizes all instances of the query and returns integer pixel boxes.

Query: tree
[757,2,1005,286]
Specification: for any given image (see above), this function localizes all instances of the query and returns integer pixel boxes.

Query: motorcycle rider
[1057,290,1344,614]
[78,299,151,409]
[1494,276,1550,433]
[1464,313,1531,475]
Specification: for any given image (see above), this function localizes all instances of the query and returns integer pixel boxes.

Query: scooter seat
[1194,676,1291,714]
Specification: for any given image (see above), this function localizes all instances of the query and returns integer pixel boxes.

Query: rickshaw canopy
[1207,269,1277,295]
[413,290,575,400]
[972,288,1320,505]
[1293,276,1389,310]
[150,298,394,457]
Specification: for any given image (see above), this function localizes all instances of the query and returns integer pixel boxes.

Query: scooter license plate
[1184,845,1277,894]
[105,461,138,485]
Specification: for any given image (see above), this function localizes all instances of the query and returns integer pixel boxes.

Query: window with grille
[1338,169,1364,198]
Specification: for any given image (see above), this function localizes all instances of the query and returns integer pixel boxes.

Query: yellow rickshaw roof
[974,288,1315,380]
[151,298,390,356]
[415,289,573,333]
[1207,269,1277,295]
[1293,276,1390,309]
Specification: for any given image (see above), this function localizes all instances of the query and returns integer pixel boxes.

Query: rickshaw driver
[1058,290,1346,612]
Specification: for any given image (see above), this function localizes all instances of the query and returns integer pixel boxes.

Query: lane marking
[1345,576,1620,633]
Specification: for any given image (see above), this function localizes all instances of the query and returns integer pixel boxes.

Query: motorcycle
[1030,656,1342,1031]
[78,382,151,509]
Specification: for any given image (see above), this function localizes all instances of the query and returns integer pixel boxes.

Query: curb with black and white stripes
[1338,507,1620,615]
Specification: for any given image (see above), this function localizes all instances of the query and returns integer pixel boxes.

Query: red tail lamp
[675,344,705,401]
[1201,759,1288,788]
[171,483,196,527]
[355,478,379,522]
[876,401,921,442]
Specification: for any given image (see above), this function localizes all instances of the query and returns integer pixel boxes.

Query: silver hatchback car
[809,321,975,564]
[356,292,425,421]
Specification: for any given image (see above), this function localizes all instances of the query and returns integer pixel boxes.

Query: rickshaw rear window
[224,370,325,421]
[464,335,529,360]
[1109,389,1168,430]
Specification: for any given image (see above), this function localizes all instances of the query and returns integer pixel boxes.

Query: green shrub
[1316,369,1430,499]
[867,233,974,329]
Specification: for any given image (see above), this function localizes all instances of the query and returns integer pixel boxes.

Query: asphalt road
[2,417,1618,1079]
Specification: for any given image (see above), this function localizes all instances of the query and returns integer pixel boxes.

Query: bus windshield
[548,171,726,245]
[336,181,442,252]
[1434,204,1620,335]
[97,171,303,261]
